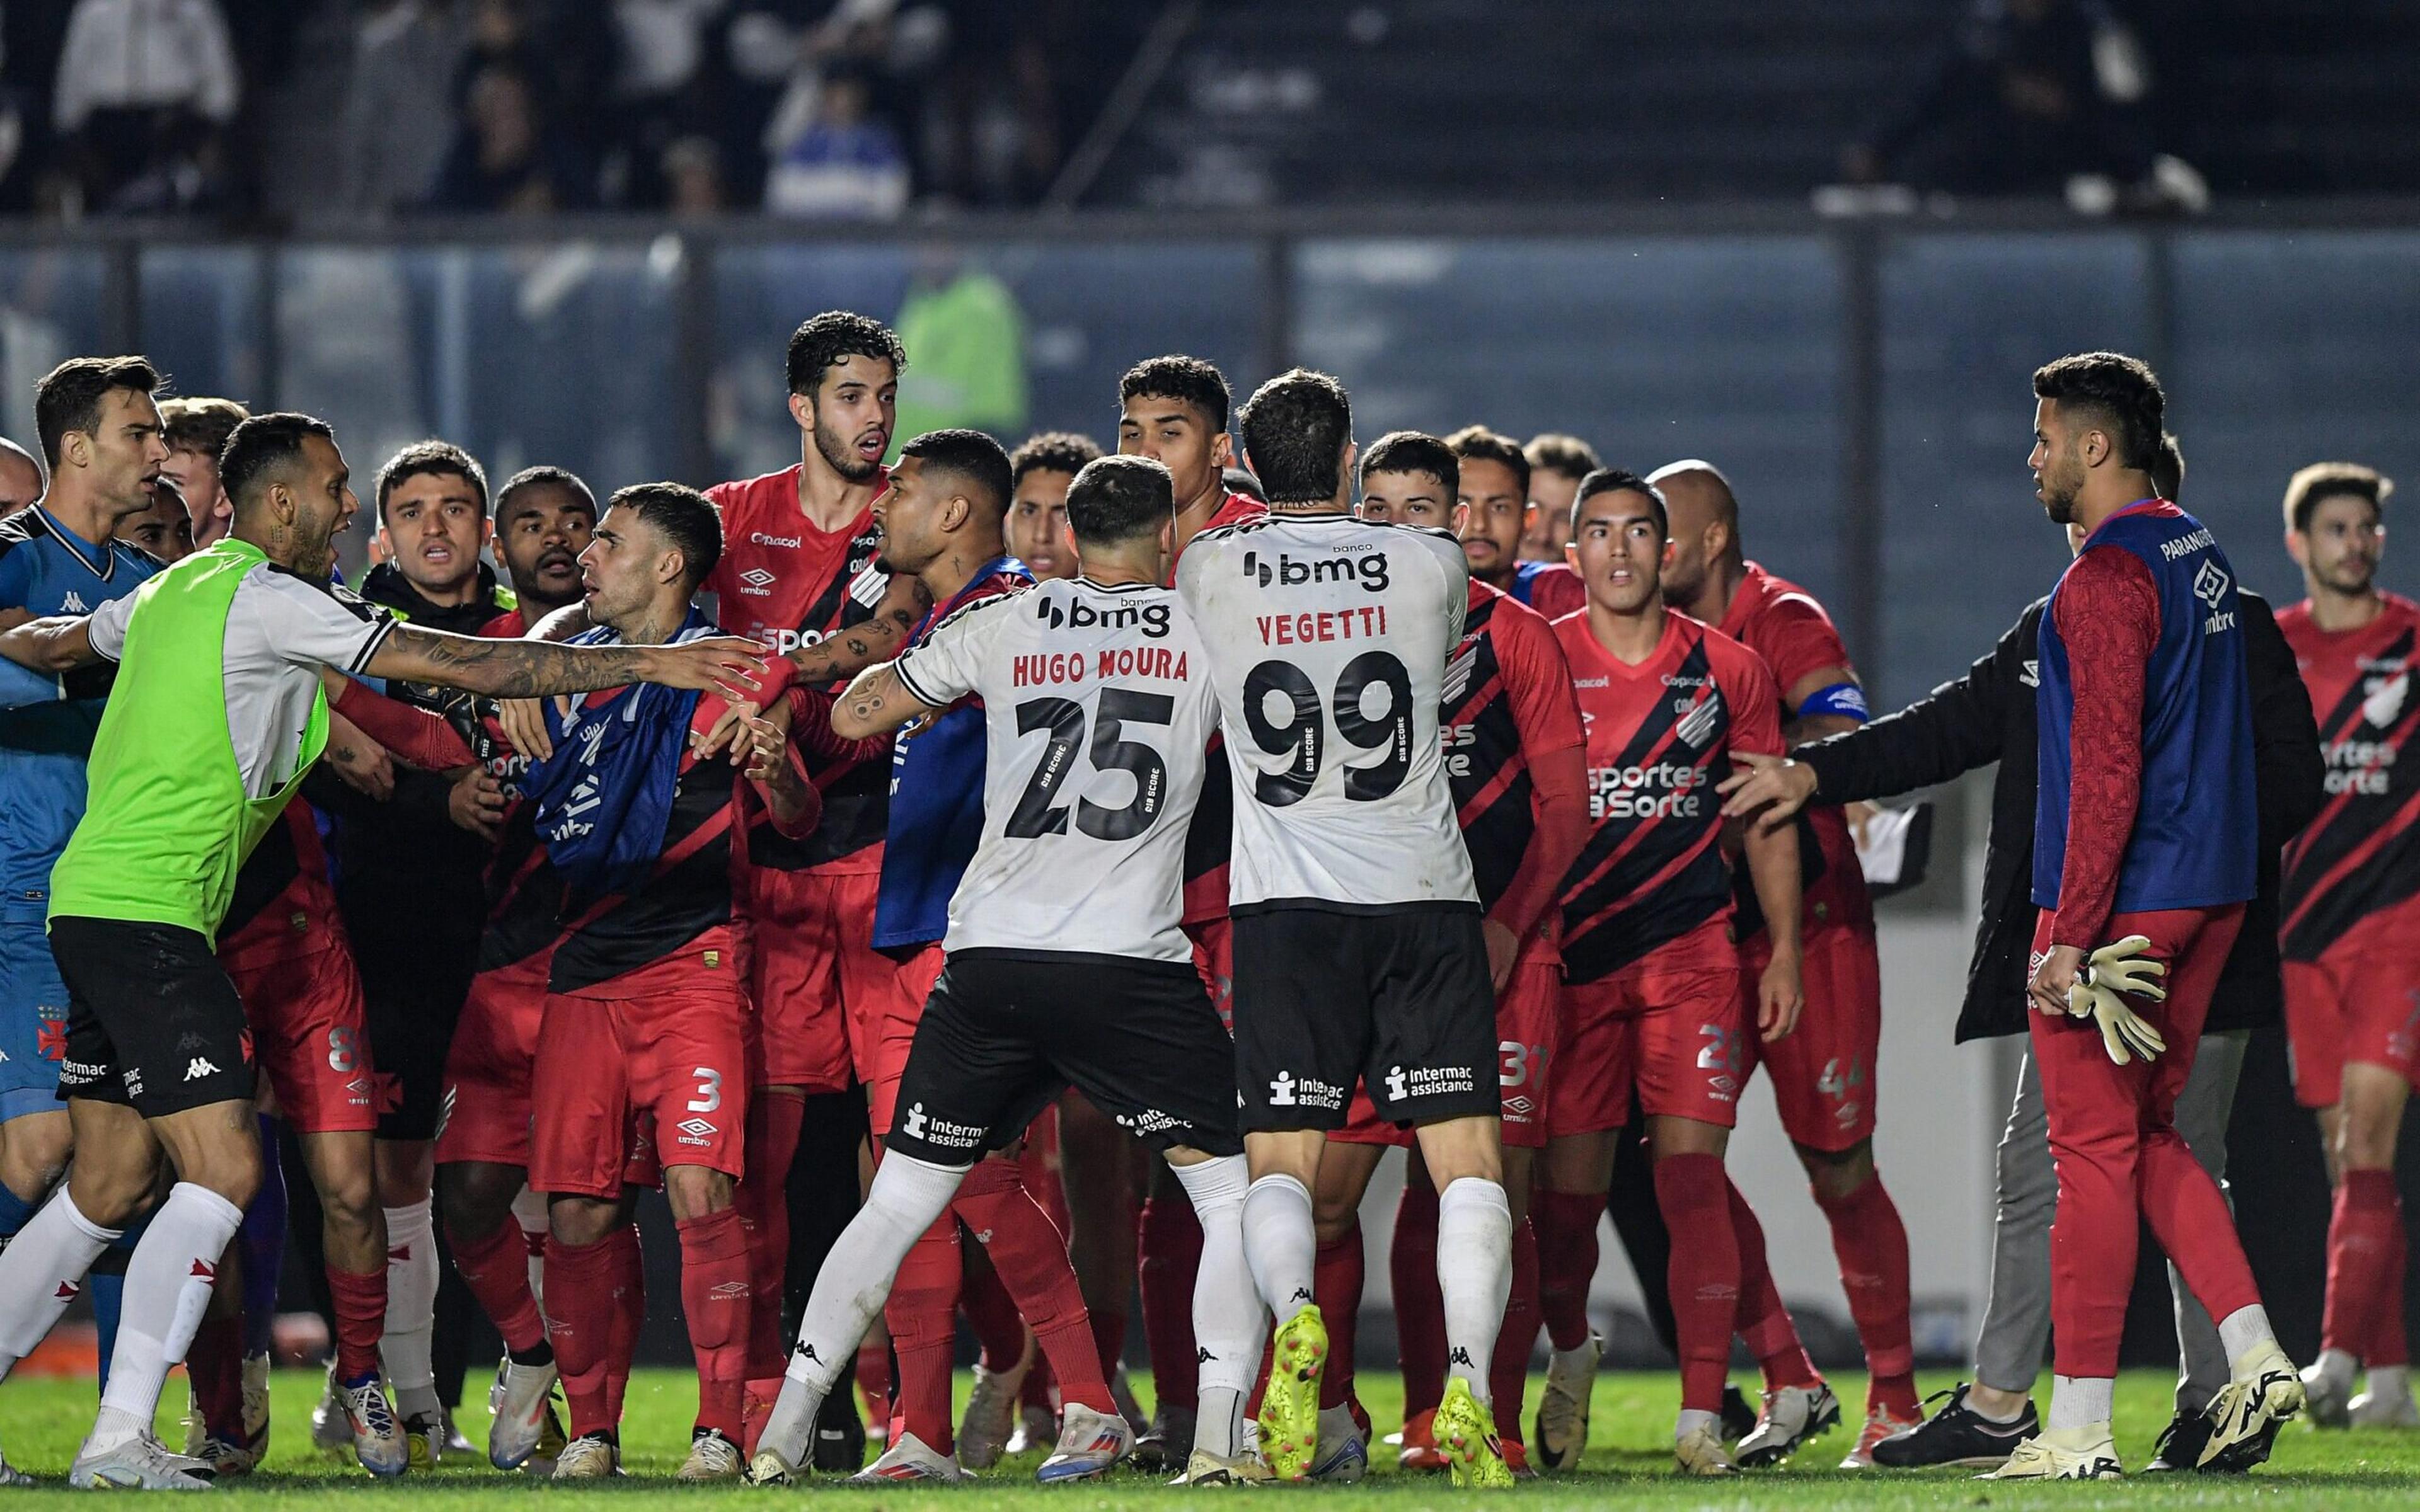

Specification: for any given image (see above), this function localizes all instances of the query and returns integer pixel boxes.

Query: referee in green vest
[0,411,766,1487]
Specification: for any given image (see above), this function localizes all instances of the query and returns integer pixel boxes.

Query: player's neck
[919,532,1008,605]
[39,480,135,549]
[1076,543,1160,587]
[515,585,579,624]
[606,597,688,646]
[1587,597,1668,665]
[1685,556,1744,626]
[396,569,482,609]
[2307,581,2385,633]
[793,449,880,534]
[1265,492,1348,519]
[1473,558,1518,593]
[2070,476,2157,538]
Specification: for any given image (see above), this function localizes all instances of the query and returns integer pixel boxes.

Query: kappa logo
[795,1342,822,1363]
[183,1057,221,1081]
[60,592,86,614]
[1448,1347,1474,1368]
[176,1032,208,1053]
[1196,1346,1214,1365]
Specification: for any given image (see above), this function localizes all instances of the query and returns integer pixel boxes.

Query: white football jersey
[892,576,1219,962]
[1174,512,1478,910]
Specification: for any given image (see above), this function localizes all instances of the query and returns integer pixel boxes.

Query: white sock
[1241,1174,1317,1324]
[2217,1303,2276,1369]
[2369,1364,2410,1399]
[1436,1177,1511,1403]
[0,1188,118,1377]
[511,1186,549,1314]
[2313,1347,2358,1387]
[1172,1154,1264,1460]
[759,1152,968,1465]
[2047,1375,2114,1431]
[93,1184,243,1445]
[1675,1407,1718,1442]
[381,1199,439,1416]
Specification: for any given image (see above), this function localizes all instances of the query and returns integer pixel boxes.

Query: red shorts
[2283,925,2420,1109]
[529,976,751,1199]
[434,954,552,1168]
[1185,915,1235,1032]
[1737,924,1883,1153]
[1547,920,1743,1138]
[226,941,377,1135]
[748,867,884,1093]
[1335,941,1562,1150]
[865,945,948,1139]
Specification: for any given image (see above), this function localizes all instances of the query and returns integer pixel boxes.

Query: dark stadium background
[8,0,2417,1373]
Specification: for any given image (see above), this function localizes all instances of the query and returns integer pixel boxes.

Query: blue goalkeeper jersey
[0,507,159,922]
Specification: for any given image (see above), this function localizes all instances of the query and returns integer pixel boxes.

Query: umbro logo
[740,568,776,590]
[2193,558,2232,610]
[183,1057,220,1080]
[677,1118,716,1139]
[710,1281,749,1298]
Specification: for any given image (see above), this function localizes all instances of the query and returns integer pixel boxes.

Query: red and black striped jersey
[1554,610,1783,984]
[1449,581,1584,914]
[1177,492,1268,925]
[706,464,894,875]
[2279,592,2420,960]
[219,801,345,971]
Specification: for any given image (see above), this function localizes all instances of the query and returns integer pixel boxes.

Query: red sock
[1729,1177,1819,1390]
[1392,1181,1447,1418]
[1137,1193,1202,1413]
[1490,1217,1538,1448]
[604,1223,645,1428]
[856,1338,894,1434]
[2138,1128,2261,1339]
[739,1093,805,1385]
[1314,1223,1364,1411]
[2380,1207,2412,1369]
[1813,1175,1918,1418]
[451,1217,548,1355]
[542,1234,623,1438]
[677,1208,753,1440]
[2324,1167,2404,1361]
[325,1263,387,1384]
[188,1313,246,1442]
[1652,1153,1739,1414]
[954,1160,1113,1416]
[959,1242,1028,1371]
[1530,1187,1601,1354]
[884,1217,962,1451]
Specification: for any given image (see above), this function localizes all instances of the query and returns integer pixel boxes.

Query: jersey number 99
[1243,652,1413,806]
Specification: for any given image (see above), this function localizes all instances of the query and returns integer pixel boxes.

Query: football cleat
[1675,1422,1738,1476]
[2303,1352,2355,1428]
[679,1428,745,1481]
[2349,1384,2420,1428]
[1132,1405,1195,1474]
[852,1429,967,1482]
[2202,1341,2303,1468]
[1037,1403,1132,1482]
[1307,1406,1368,1482]
[1532,1329,1601,1471]
[404,1412,445,1471]
[1256,1304,1328,1482]
[1871,1383,2035,1469]
[1501,1438,1533,1477]
[1435,1378,1514,1489]
[337,1372,409,1477]
[1720,1383,1757,1441]
[551,1433,621,1479]
[1736,1381,1841,1467]
[241,1351,272,1464]
[1168,1448,1272,1486]
[309,1365,354,1456]
[959,1332,1035,1470]
[1396,1408,1444,1471]
[1985,1424,2121,1480]
[1840,1404,1923,1469]
[1006,1400,1057,1456]
[185,1436,255,1479]
[69,1435,214,1491]
[487,1355,562,1470]
[2146,1411,2215,1472]
[742,1446,805,1487]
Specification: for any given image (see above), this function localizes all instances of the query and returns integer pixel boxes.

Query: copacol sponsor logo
[1036,594,1172,637]
[1241,549,1390,593]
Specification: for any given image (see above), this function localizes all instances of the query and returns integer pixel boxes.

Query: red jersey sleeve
[1485,599,1589,941]
[1497,597,1587,759]
[1714,633,1786,759]
[1745,586,1856,700]
[2049,544,2159,949]
[700,478,748,604]
[1530,565,1588,622]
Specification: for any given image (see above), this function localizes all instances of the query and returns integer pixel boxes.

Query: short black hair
[605,481,722,593]
[375,440,489,524]
[899,428,1012,517]
[1238,369,1352,506]
[1574,467,1667,537]
[36,356,161,467]
[159,396,248,459]
[2285,461,2394,534]
[1445,425,1530,496]
[1064,455,1173,546]
[1121,355,1231,434]
[2152,432,2185,503]
[1524,433,1601,482]
[785,311,906,398]
[2033,351,2164,472]
[493,464,597,525]
[1359,430,1458,495]
[1009,431,1103,491]
[1223,467,1265,503]
[220,413,337,511]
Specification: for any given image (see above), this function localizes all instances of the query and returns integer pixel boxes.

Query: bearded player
[1448,426,1584,618]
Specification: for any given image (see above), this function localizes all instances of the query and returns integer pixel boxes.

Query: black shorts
[362,966,470,1142]
[1231,903,1498,1133]
[49,917,257,1120]
[884,948,1242,1166]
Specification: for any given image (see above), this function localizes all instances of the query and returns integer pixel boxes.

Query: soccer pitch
[0,1370,2412,1506]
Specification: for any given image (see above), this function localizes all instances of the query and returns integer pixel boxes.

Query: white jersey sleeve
[86,589,138,662]
[942,578,1220,963]
[222,567,397,798]
[892,594,989,709]
[1175,514,1479,911]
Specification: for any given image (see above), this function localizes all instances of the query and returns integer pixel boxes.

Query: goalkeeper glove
[2065,935,2170,1066]
[2077,935,2167,1005]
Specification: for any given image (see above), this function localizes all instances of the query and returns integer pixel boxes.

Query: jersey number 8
[1243,652,1413,806]
[1005,689,1176,842]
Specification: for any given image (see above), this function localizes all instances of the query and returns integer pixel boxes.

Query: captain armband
[1797,682,1869,723]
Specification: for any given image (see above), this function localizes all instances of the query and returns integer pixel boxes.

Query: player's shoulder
[2378,591,2420,629]
[926,579,1032,638]
[703,464,799,514]
[1737,561,1841,631]
[0,508,38,557]
[1681,610,1766,675]
[250,561,386,623]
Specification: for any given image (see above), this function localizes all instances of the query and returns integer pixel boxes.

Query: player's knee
[664,1164,734,1222]
[548,1195,618,1247]
[0,1115,71,1197]
[436,1161,523,1238]
[1311,1194,1359,1246]
[1795,1138,1875,1202]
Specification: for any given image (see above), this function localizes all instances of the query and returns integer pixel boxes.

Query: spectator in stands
[52,0,241,214]
[1843,0,2159,200]
[428,61,593,213]
[0,438,44,518]
[452,0,617,179]
[339,0,468,216]
[764,64,908,219]
[663,134,727,213]
[604,0,731,208]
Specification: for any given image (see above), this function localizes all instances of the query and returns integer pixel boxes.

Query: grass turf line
[0,1368,2410,1502]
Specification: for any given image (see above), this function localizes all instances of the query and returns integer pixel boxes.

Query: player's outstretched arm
[827,660,942,742]
[0,614,98,674]
[365,622,771,702]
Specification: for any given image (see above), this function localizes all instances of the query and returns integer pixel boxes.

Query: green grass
[0,1368,2413,1504]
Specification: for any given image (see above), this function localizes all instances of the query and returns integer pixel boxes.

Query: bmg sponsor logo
[1241,549,1390,593]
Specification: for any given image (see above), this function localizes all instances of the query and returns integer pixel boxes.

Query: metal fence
[6,203,2416,708]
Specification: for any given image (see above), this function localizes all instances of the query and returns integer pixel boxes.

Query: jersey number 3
[1243,652,1413,806]
[1005,689,1175,842]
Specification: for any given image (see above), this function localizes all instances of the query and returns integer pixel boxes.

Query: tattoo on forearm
[396,626,652,698]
